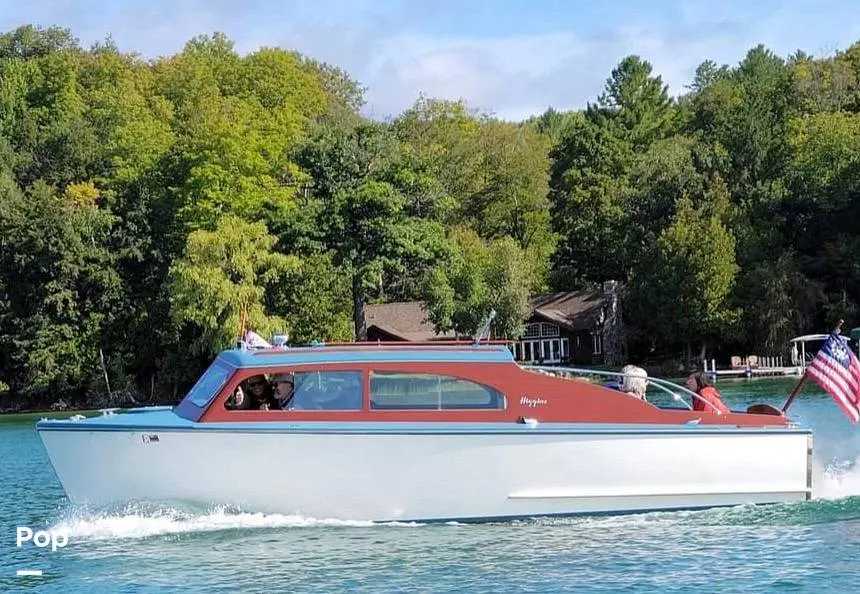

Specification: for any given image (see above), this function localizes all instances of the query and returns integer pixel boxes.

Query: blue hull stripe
[35,420,811,436]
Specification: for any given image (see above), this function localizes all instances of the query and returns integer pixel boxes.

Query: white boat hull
[38,422,812,522]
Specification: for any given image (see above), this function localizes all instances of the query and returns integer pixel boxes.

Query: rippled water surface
[3,378,860,592]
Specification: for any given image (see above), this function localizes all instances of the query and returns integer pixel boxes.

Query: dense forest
[1,25,859,410]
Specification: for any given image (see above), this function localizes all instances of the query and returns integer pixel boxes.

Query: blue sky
[3,0,860,120]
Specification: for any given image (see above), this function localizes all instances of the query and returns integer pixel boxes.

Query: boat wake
[817,455,860,499]
[50,503,422,542]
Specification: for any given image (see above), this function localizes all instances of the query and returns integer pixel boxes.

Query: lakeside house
[364,281,623,366]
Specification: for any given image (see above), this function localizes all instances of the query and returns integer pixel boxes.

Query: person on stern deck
[686,372,730,414]
[620,364,649,402]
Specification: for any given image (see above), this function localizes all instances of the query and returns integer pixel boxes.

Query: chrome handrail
[521,365,717,412]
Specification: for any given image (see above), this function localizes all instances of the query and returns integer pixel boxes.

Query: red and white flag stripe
[807,339,860,424]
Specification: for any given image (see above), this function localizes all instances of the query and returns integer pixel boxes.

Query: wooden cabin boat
[36,339,812,522]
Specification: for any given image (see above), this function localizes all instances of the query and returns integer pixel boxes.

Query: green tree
[295,123,448,339]
[0,178,121,405]
[271,252,353,343]
[549,114,632,286]
[424,229,534,339]
[593,55,676,149]
[167,214,299,356]
[627,194,740,359]
[463,120,556,281]
[737,252,824,352]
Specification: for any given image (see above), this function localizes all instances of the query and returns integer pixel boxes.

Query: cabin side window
[290,371,363,411]
[369,372,505,410]
[225,369,363,411]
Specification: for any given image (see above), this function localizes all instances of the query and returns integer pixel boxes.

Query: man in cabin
[686,372,730,414]
[225,375,277,410]
[271,373,296,409]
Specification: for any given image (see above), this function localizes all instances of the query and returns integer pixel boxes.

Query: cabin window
[289,371,363,410]
[223,370,363,411]
[369,372,505,410]
[186,360,233,408]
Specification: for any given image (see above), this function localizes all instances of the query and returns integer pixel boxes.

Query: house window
[540,323,560,337]
[592,333,603,355]
[523,342,533,361]
[523,323,540,338]
[369,372,505,410]
[515,338,568,363]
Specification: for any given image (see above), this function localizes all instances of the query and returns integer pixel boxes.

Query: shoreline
[0,407,145,422]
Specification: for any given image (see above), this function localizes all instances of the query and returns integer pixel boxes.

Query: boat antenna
[236,297,250,348]
[474,309,496,345]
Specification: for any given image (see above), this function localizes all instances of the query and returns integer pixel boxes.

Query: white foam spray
[50,505,422,542]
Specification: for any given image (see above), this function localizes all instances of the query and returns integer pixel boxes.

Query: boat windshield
[184,359,234,409]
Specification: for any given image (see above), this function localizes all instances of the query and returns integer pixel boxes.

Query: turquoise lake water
[2,377,860,593]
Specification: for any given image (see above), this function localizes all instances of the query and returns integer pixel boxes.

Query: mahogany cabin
[174,343,789,428]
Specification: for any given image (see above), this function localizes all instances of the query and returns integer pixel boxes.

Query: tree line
[1,25,858,409]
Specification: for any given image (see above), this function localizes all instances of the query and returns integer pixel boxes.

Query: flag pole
[236,297,249,343]
[782,319,844,413]
[781,372,807,413]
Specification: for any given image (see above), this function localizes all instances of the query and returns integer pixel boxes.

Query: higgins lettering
[520,396,548,408]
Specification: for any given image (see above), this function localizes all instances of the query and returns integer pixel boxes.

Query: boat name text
[520,396,548,408]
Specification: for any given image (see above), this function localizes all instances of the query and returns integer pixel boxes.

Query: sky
[3,0,860,121]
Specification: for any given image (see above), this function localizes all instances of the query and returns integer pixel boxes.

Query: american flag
[806,332,860,423]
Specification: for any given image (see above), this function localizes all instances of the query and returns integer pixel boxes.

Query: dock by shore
[703,357,804,380]
[707,366,803,379]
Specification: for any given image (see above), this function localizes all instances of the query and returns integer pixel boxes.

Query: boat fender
[516,416,539,427]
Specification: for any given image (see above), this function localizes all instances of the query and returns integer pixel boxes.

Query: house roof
[530,290,604,332]
[364,301,457,341]
[363,290,608,342]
